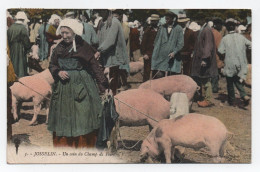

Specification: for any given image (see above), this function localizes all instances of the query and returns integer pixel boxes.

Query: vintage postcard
[6,7,252,164]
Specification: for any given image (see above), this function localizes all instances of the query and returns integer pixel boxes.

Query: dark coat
[130,28,141,52]
[191,25,218,78]
[49,35,108,93]
[180,27,196,62]
[140,26,158,57]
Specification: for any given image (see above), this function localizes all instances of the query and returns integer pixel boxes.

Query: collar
[201,23,207,29]
[15,21,24,24]
[229,31,236,34]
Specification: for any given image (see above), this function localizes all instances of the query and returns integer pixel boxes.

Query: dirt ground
[10,72,251,164]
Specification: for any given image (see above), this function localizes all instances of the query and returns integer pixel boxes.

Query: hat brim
[150,18,160,21]
[178,18,190,22]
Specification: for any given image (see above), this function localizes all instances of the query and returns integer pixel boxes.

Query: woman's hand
[94,51,101,60]
[58,71,70,80]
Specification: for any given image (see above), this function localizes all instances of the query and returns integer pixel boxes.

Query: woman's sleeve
[88,56,109,93]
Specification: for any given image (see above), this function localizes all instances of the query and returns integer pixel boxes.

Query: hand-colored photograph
[6,8,252,164]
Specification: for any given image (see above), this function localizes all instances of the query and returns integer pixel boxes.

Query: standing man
[191,19,218,107]
[96,9,129,95]
[141,14,160,82]
[112,9,130,91]
[211,18,224,93]
[7,11,31,77]
[81,16,99,47]
[218,21,251,107]
[37,16,50,61]
[178,13,196,76]
[151,11,184,79]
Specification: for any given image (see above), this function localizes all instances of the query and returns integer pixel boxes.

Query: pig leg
[29,97,42,126]
[208,142,222,163]
[158,137,172,163]
[45,99,50,124]
[174,146,185,161]
[12,95,19,122]
[170,146,176,162]
[217,139,227,163]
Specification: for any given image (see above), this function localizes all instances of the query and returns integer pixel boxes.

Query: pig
[140,113,229,163]
[10,69,54,125]
[129,61,144,76]
[138,75,199,105]
[169,92,189,119]
[114,89,170,128]
[109,89,170,151]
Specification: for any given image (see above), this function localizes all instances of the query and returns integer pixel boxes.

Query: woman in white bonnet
[48,18,108,148]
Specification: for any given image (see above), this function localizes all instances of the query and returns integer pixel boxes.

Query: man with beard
[141,14,160,82]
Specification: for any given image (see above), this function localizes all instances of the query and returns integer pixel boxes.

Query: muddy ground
[10,72,251,163]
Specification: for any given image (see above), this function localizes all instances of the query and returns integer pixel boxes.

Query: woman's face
[60,26,75,43]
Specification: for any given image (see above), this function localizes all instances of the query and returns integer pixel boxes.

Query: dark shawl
[49,35,108,93]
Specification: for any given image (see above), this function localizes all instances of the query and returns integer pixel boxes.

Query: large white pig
[138,75,199,105]
[140,113,229,163]
[10,69,54,125]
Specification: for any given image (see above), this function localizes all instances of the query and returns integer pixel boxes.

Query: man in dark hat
[151,11,184,79]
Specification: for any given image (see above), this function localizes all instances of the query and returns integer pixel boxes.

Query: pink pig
[114,89,170,128]
[140,113,229,163]
[138,75,199,105]
[10,69,54,125]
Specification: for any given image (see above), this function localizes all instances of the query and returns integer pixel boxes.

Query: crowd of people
[7,9,252,148]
